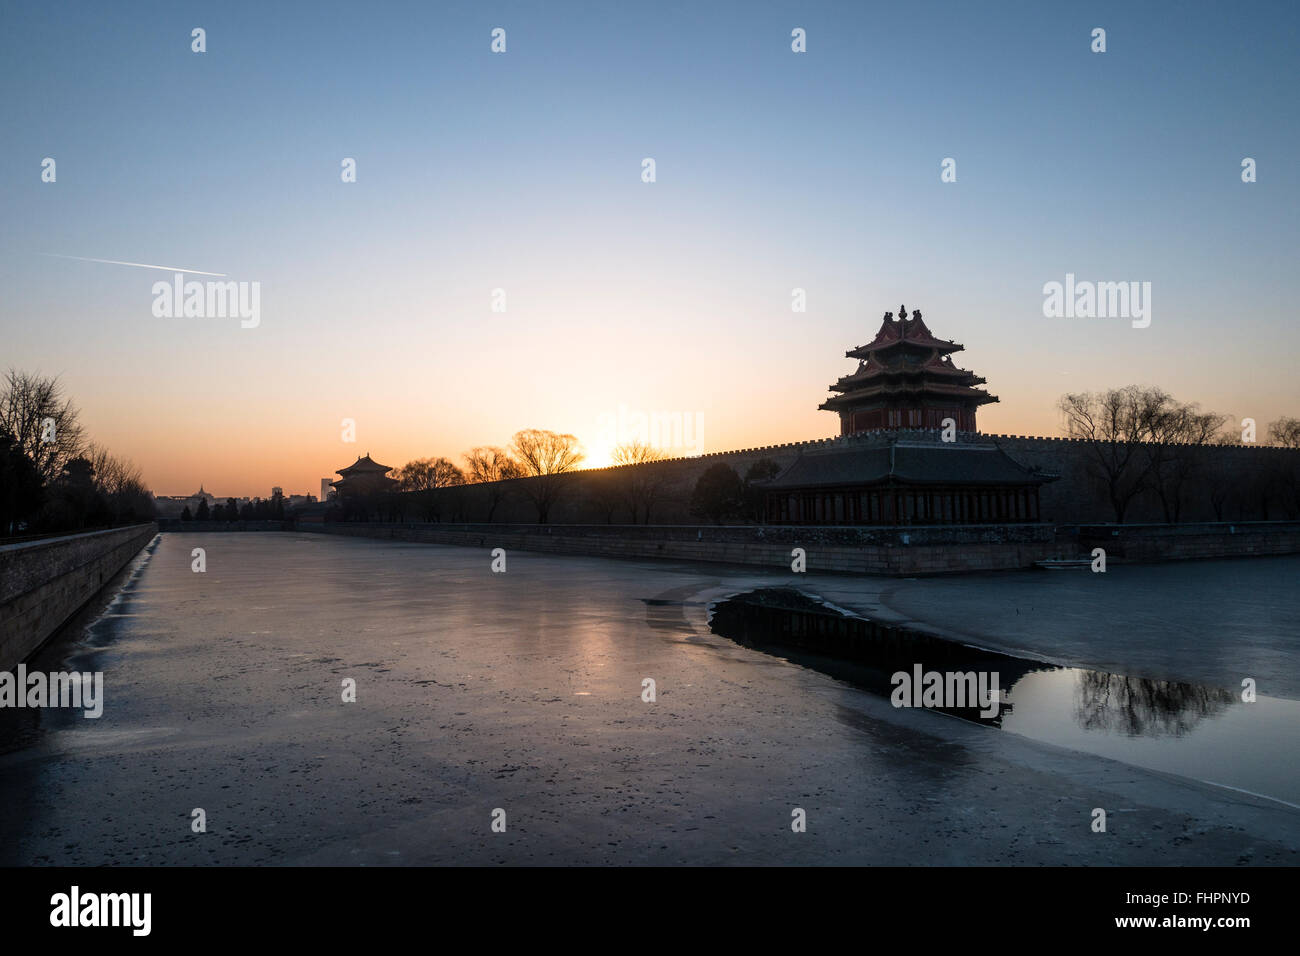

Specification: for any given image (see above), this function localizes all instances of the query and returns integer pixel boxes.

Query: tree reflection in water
[706,588,1239,739]
[1072,671,1234,737]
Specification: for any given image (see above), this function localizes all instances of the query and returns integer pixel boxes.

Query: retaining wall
[299,521,1058,575]
[154,519,286,532]
[0,524,157,669]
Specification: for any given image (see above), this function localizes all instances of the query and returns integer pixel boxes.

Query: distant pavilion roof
[336,454,394,477]
[331,454,399,495]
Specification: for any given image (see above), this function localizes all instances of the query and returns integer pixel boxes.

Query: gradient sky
[2,0,1297,496]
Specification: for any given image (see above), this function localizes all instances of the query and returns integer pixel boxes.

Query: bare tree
[1225,421,1300,519]
[611,440,664,467]
[611,440,672,523]
[587,470,623,524]
[397,457,465,522]
[1273,457,1300,519]
[1147,405,1229,523]
[1058,386,1172,523]
[0,369,86,483]
[509,429,584,523]
[690,462,745,525]
[0,428,45,534]
[464,446,522,483]
[463,446,523,522]
[104,451,148,519]
[397,457,465,491]
[1268,417,1300,448]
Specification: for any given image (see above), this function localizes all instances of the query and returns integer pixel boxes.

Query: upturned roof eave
[820,388,1000,409]
[846,338,963,358]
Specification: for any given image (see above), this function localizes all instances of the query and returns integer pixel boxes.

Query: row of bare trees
[385,431,679,524]
[1059,386,1299,522]
[1,369,153,535]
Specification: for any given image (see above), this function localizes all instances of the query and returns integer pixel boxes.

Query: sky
[1,0,1297,496]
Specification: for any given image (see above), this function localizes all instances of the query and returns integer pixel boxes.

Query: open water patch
[709,588,1300,807]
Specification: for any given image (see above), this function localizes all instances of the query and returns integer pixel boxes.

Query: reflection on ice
[1072,671,1234,737]
[708,587,1300,804]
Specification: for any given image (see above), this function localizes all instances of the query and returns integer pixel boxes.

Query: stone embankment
[0,524,157,669]
[299,521,1059,574]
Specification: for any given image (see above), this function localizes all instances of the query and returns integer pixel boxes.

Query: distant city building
[150,495,190,517]
[153,488,295,518]
[148,485,218,519]
[321,478,334,502]
[187,485,217,509]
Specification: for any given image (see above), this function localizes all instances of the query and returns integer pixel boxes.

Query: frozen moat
[1,533,1297,865]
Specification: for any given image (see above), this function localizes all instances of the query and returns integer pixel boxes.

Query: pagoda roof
[820,381,998,410]
[830,352,983,391]
[848,307,962,358]
[336,454,393,477]
[759,441,1053,490]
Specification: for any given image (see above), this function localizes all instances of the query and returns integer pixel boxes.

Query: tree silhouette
[397,457,466,522]
[1269,417,1300,448]
[510,429,584,523]
[0,428,44,535]
[463,446,523,522]
[0,369,86,484]
[1058,386,1170,523]
[611,440,672,523]
[1148,406,1228,522]
[690,463,744,525]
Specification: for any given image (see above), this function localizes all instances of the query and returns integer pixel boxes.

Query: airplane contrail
[43,254,227,277]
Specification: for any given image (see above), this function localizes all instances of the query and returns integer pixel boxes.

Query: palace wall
[984,434,1300,523]
[391,431,1300,527]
